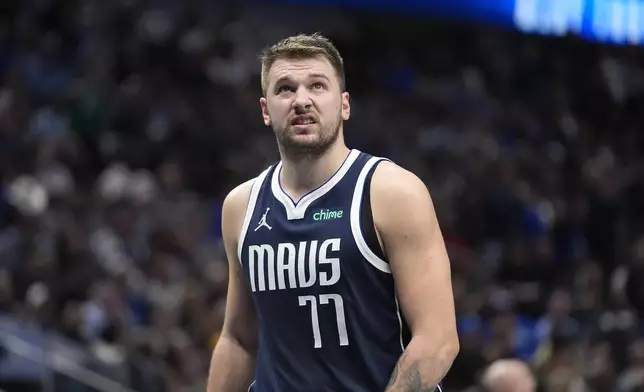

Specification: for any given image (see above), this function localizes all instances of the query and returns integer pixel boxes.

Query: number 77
[298,294,349,348]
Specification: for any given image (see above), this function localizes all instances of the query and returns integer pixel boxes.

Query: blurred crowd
[2,0,644,391]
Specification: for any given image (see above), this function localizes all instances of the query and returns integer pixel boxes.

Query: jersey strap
[350,156,391,273]
[237,167,272,262]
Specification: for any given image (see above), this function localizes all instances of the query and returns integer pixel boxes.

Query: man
[480,359,536,392]
[208,33,459,392]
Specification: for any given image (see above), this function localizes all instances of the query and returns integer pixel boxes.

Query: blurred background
[1,0,644,391]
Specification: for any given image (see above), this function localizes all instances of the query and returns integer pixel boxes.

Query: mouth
[291,115,317,128]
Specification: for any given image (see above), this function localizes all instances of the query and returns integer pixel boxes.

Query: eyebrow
[274,73,331,85]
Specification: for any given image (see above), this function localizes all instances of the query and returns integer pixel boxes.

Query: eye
[277,85,294,93]
[311,82,325,90]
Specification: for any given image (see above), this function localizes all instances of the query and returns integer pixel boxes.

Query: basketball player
[480,359,536,392]
[207,33,459,392]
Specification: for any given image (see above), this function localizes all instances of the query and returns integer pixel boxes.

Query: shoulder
[369,160,437,234]
[222,178,255,216]
[222,166,272,217]
[370,160,432,206]
[221,177,258,240]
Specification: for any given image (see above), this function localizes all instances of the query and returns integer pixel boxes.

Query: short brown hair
[259,33,345,96]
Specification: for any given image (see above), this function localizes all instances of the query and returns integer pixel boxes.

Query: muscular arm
[371,162,459,392]
[207,181,259,392]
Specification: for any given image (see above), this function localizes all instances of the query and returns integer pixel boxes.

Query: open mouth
[291,115,317,126]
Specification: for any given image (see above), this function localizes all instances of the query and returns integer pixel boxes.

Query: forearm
[385,337,458,392]
[207,335,257,392]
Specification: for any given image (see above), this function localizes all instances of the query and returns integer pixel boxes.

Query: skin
[481,359,537,392]
[259,55,352,199]
[208,54,459,392]
[207,179,257,392]
[259,56,349,161]
[375,161,459,392]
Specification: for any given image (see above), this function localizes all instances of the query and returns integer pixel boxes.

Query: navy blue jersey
[238,150,411,392]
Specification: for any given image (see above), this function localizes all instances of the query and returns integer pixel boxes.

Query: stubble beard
[274,116,341,161]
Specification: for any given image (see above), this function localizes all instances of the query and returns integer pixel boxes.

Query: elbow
[446,335,460,363]
[219,326,259,354]
[437,333,460,365]
[409,331,460,366]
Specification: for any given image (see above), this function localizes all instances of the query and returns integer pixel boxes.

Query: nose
[292,86,312,111]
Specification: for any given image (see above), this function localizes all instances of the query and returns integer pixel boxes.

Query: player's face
[260,56,350,158]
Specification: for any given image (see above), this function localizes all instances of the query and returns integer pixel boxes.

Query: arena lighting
[514,0,644,45]
[257,0,644,46]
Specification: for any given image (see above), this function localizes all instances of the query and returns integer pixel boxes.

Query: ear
[260,97,271,126]
[341,92,350,121]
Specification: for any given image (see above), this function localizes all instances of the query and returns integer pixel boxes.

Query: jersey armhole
[237,166,272,262]
[350,157,391,274]
[360,161,388,263]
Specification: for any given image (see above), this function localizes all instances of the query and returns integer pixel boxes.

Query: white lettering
[298,295,322,348]
[247,239,342,292]
[248,244,274,292]
[298,240,317,288]
[318,238,341,286]
[276,243,297,289]
[299,293,349,348]
[319,294,349,346]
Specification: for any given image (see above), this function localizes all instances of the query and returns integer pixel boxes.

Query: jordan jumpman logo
[254,208,273,231]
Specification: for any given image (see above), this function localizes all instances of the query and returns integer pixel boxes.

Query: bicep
[220,185,258,348]
[374,166,456,335]
[387,215,455,334]
[221,244,257,339]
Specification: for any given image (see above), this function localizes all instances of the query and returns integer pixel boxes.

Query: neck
[279,142,350,200]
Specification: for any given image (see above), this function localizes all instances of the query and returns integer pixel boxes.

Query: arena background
[1,0,644,391]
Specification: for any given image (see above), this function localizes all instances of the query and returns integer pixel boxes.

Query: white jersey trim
[349,156,391,274]
[394,296,405,352]
[237,167,271,263]
[271,149,361,221]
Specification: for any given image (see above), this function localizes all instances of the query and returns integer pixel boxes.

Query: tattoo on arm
[386,361,400,389]
[386,352,441,392]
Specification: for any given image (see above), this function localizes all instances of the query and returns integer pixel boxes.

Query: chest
[241,203,361,294]
[238,150,373,295]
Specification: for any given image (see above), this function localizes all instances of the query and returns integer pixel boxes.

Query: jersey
[238,149,412,392]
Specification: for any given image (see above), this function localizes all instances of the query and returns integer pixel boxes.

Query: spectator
[0,1,643,391]
[480,358,536,392]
